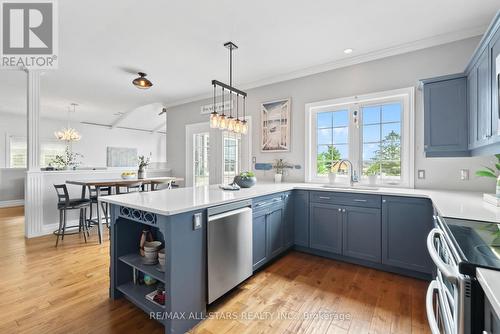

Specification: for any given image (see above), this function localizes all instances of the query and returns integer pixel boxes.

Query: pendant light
[54,103,82,142]
[210,41,248,134]
[240,96,248,134]
[132,72,153,89]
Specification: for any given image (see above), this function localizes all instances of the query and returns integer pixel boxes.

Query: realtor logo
[1,0,58,69]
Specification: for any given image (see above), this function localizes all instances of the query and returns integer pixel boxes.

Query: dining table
[66,176,183,243]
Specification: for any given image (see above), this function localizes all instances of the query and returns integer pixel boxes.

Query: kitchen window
[305,88,414,187]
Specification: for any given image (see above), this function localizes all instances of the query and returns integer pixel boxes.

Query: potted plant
[365,165,379,186]
[272,159,293,183]
[233,171,257,188]
[138,153,152,179]
[475,154,500,197]
[51,146,83,170]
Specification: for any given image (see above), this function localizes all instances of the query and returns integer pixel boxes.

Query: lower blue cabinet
[381,196,433,273]
[294,190,310,247]
[252,209,268,270]
[268,206,285,258]
[309,202,343,254]
[342,206,381,262]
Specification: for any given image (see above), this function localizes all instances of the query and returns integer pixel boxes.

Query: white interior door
[185,118,252,186]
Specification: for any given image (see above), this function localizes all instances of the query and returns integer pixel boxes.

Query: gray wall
[167,37,496,192]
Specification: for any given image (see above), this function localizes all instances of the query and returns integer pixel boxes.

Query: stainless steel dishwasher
[207,200,253,304]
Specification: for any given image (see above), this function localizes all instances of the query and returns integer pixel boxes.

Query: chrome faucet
[332,159,359,187]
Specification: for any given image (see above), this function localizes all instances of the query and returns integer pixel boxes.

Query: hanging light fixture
[54,103,82,142]
[132,72,153,89]
[210,41,248,134]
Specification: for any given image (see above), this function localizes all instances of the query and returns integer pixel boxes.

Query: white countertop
[100,182,500,223]
[477,268,500,319]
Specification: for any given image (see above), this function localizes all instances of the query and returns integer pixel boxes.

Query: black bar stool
[88,186,111,227]
[54,184,91,247]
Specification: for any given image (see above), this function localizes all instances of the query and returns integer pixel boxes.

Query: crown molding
[166,25,486,109]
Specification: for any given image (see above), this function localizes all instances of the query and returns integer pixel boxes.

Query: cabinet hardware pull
[353,199,367,202]
[382,199,386,203]
[319,196,330,200]
[338,208,342,212]
[342,208,346,212]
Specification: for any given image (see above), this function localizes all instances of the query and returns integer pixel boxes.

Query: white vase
[328,172,337,184]
[368,175,377,186]
[138,169,146,179]
[274,174,282,183]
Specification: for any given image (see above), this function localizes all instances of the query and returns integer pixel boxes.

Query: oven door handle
[426,280,441,334]
[427,228,458,284]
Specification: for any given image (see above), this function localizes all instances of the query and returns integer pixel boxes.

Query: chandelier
[210,42,248,135]
[55,103,82,142]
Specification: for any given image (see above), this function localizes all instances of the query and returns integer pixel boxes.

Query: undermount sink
[321,184,379,191]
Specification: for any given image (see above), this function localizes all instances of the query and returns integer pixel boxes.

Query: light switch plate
[193,213,202,230]
[417,170,425,179]
[460,169,469,181]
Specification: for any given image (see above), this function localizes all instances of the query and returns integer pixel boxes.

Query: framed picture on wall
[261,98,291,152]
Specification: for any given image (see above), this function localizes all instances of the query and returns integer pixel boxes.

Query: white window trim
[305,87,415,188]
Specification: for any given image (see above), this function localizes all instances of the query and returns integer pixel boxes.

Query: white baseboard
[0,199,24,208]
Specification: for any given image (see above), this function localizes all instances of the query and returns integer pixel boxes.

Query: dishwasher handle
[208,207,252,222]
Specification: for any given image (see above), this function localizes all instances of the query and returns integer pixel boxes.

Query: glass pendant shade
[233,119,242,133]
[240,120,248,134]
[227,116,235,131]
[218,115,228,129]
[210,112,219,128]
[132,72,153,89]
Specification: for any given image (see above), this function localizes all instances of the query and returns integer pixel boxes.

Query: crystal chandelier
[55,103,82,142]
[210,42,248,135]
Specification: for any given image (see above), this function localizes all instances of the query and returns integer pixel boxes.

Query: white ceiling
[0,0,498,130]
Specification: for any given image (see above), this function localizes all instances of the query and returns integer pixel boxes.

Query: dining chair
[116,182,143,194]
[53,184,91,247]
[150,180,173,191]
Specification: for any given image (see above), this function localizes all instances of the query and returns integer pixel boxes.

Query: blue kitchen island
[101,183,494,334]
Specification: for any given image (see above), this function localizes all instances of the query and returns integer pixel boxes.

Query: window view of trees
[364,130,401,176]
[316,145,341,174]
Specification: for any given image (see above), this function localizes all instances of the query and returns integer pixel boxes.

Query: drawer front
[252,193,284,212]
[310,191,381,208]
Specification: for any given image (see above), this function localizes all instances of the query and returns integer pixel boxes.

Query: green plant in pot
[234,171,257,188]
[475,154,500,197]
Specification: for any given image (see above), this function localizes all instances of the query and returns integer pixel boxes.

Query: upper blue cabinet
[422,74,468,157]
[422,11,500,157]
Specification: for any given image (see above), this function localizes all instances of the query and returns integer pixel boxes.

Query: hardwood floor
[0,207,430,334]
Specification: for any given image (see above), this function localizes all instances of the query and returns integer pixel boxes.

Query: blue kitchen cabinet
[252,209,268,270]
[490,25,500,141]
[283,192,294,248]
[477,47,492,145]
[381,196,434,274]
[342,206,381,263]
[422,74,469,157]
[268,205,285,258]
[309,202,343,254]
[294,190,309,247]
[468,64,478,148]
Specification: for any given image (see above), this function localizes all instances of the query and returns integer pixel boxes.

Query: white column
[26,70,41,171]
[25,69,44,238]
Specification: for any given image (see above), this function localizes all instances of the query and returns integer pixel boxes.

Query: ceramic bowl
[144,241,162,252]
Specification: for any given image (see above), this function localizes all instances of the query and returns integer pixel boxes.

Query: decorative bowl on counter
[233,172,257,188]
[121,172,137,180]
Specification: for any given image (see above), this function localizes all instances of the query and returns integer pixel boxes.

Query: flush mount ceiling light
[54,103,82,142]
[132,72,153,89]
[210,42,248,135]
[343,48,353,54]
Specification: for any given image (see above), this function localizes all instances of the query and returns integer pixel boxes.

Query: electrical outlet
[193,213,202,230]
[460,169,469,181]
[252,156,257,164]
[417,170,425,179]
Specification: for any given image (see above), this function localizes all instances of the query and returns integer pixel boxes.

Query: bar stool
[54,184,91,247]
[116,182,143,194]
[88,186,111,227]
[150,180,173,191]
